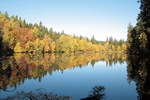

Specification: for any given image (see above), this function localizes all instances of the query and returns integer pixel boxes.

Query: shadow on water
[0,85,105,100]
[81,86,105,100]
[127,55,150,100]
[0,91,71,100]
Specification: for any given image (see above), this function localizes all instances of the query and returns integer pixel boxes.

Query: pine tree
[127,0,150,55]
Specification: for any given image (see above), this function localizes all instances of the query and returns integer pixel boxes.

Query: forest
[127,0,150,56]
[0,0,150,100]
[127,0,150,99]
[0,12,126,56]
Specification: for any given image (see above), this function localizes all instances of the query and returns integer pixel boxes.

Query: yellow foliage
[31,26,41,38]
[14,42,25,52]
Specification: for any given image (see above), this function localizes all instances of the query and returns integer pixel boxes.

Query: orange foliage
[14,28,35,48]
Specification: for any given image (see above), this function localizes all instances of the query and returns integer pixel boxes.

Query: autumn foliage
[0,12,126,55]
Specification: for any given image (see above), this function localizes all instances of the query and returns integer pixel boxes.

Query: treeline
[99,37,126,52]
[0,12,126,55]
[127,0,150,56]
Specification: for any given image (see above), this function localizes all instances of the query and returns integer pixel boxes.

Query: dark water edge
[0,53,149,100]
[126,55,150,100]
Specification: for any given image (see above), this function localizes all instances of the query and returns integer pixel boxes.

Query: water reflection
[81,86,105,100]
[0,85,105,100]
[2,53,149,99]
[0,91,71,100]
[127,55,150,100]
[0,53,126,91]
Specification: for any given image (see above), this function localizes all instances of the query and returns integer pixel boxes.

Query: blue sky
[0,0,140,41]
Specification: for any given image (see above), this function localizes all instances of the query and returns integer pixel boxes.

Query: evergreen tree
[127,0,150,55]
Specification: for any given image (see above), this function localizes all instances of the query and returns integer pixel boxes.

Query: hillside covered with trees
[0,12,126,55]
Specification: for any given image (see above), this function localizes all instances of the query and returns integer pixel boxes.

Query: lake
[0,53,145,100]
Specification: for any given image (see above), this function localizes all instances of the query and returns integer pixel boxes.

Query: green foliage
[127,0,150,55]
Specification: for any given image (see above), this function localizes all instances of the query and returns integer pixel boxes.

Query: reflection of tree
[0,53,126,90]
[127,55,150,100]
[0,91,71,100]
[81,86,105,100]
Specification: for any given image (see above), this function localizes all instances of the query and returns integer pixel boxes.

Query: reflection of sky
[0,0,140,40]
[0,61,137,100]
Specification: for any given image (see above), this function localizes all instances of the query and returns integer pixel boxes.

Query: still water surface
[0,53,138,100]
